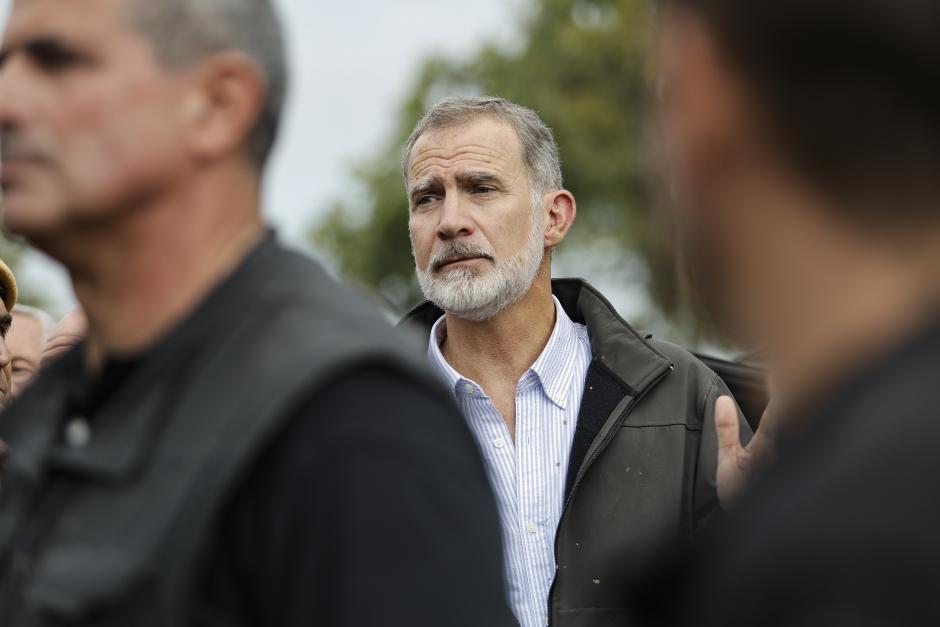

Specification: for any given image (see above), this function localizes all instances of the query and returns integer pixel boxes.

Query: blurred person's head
[0,0,286,248]
[8,304,53,397]
[0,260,17,407]
[654,0,940,403]
[404,96,576,321]
[41,307,87,366]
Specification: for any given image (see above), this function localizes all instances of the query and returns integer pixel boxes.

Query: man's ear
[180,51,266,164]
[544,190,577,248]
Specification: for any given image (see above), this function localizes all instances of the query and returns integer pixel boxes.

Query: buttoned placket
[518,370,569,622]
[456,379,540,624]
[514,372,541,615]
[427,299,592,627]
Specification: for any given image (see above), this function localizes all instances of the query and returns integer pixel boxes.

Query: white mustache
[430,243,495,272]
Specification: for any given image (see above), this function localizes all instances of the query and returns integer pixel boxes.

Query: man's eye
[28,41,84,72]
[472,186,494,195]
[416,195,436,206]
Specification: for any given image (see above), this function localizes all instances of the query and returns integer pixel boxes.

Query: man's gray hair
[127,0,288,170]
[12,304,55,340]
[402,96,563,202]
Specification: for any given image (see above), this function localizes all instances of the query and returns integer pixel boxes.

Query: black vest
[0,236,437,626]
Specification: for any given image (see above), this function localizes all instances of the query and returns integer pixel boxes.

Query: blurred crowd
[1,0,939,626]
[0,273,86,407]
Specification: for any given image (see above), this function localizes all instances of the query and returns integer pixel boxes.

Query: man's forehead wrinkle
[409,144,523,187]
[412,144,510,169]
[430,117,523,152]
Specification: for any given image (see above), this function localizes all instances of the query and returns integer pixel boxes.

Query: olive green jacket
[401,278,751,627]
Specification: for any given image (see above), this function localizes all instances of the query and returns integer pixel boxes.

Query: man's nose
[0,57,35,129]
[0,339,11,370]
[436,193,475,241]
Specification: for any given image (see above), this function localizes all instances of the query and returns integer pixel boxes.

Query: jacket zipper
[545,364,674,626]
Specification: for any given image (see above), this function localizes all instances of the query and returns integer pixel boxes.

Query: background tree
[312,0,705,343]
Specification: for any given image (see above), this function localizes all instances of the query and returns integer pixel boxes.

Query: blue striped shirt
[427,297,593,627]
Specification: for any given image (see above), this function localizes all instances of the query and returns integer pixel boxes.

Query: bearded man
[399,96,758,627]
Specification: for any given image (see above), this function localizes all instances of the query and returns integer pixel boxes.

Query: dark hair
[663,0,940,221]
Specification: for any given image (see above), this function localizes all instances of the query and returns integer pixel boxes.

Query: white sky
[0,0,523,315]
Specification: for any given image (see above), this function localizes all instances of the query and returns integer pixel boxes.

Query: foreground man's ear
[544,190,577,248]
[181,50,267,164]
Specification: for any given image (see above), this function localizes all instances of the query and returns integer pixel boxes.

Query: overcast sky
[0,0,522,314]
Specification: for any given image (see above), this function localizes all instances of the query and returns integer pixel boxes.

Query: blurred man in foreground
[0,260,16,408]
[7,304,53,397]
[399,96,756,627]
[0,1,514,625]
[640,0,940,624]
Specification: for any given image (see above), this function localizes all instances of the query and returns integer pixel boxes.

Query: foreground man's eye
[27,40,88,73]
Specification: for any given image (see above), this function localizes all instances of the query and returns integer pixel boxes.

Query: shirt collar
[427,316,466,396]
[426,296,583,410]
[529,296,582,409]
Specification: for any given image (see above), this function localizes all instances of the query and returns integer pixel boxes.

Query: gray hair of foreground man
[402,97,564,203]
[128,0,288,169]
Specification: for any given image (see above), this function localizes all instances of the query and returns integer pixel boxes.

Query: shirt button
[462,383,475,394]
[494,438,506,449]
[526,522,537,534]
[64,416,91,449]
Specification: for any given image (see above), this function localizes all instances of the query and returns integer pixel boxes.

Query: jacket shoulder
[647,337,721,384]
[241,245,432,387]
[643,337,724,423]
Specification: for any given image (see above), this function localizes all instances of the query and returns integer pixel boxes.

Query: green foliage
[312,0,684,321]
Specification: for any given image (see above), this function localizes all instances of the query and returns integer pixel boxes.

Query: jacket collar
[399,278,674,397]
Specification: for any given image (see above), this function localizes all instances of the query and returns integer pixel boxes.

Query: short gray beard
[414,209,546,322]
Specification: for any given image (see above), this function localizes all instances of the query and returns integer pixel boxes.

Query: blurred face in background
[7,310,44,397]
[0,305,12,407]
[41,308,87,366]
[0,0,190,244]
[408,117,547,321]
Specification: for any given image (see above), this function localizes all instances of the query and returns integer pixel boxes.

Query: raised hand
[715,395,778,506]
